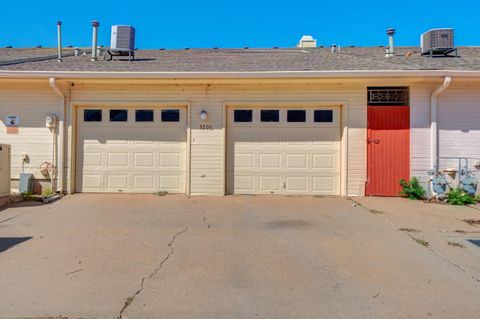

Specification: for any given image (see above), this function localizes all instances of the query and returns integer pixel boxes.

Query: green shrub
[400,177,426,200]
[42,188,55,197]
[21,192,35,201]
[446,188,476,205]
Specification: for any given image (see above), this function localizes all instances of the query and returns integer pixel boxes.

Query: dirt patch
[463,219,480,226]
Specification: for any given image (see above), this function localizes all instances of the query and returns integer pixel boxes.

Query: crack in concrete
[350,198,480,286]
[117,227,188,319]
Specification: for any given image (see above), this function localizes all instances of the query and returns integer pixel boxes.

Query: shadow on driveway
[0,237,32,253]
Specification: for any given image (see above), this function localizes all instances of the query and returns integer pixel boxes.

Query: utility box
[19,173,34,194]
[0,144,11,196]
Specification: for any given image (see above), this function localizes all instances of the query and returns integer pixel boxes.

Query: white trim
[1,70,480,79]
[48,77,65,193]
[431,76,452,169]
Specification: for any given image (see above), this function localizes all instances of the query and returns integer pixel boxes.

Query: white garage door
[227,106,341,195]
[76,106,186,193]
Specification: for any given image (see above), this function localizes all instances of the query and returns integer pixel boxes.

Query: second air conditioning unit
[421,28,457,57]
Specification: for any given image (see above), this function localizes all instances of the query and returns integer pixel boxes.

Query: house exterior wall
[0,82,61,190]
[3,78,477,196]
[437,83,480,184]
[410,83,435,189]
[68,81,368,196]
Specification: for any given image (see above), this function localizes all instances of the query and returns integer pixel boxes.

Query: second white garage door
[227,106,341,195]
[76,106,187,193]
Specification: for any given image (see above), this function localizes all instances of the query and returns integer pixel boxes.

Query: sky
[1,0,479,49]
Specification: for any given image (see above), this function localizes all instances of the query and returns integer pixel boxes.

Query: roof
[0,46,479,74]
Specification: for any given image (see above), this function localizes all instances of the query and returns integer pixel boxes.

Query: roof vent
[421,28,457,57]
[385,28,396,57]
[296,35,317,48]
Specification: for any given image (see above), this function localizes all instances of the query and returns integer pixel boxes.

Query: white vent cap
[296,35,317,48]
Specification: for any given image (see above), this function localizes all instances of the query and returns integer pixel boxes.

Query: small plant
[400,177,426,200]
[155,191,168,197]
[42,188,55,197]
[446,188,475,205]
[412,237,430,247]
[448,241,465,248]
[21,192,35,201]
[398,227,419,233]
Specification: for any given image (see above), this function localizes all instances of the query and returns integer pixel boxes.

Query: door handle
[367,139,380,144]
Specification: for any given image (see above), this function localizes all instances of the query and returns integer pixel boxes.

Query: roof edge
[0,70,480,79]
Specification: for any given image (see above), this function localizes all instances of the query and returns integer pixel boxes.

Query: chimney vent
[297,35,317,48]
[331,44,337,53]
[385,28,396,57]
[57,21,62,62]
[91,21,99,61]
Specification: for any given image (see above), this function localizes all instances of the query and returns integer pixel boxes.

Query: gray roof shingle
[0,46,479,72]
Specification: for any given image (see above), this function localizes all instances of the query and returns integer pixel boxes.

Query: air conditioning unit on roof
[421,28,457,57]
[108,25,135,61]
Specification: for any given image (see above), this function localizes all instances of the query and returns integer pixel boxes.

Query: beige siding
[0,83,61,189]
[0,144,11,196]
[410,84,435,188]
[70,82,367,196]
[438,83,480,181]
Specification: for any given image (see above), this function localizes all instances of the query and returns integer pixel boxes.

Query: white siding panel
[438,84,480,183]
[0,83,60,187]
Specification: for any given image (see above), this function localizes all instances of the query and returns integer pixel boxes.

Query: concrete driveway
[1,194,480,319]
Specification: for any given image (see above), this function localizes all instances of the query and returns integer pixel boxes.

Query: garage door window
[84,109,102,122]
[162,109,180,122]
[136,110,154,122]
[261,110,279,122]
[234,110,252,122]
[110,109,128,122]
[287,110,306,122]
[314,110,333,123]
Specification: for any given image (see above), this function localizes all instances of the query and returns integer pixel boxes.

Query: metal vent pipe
[385,28,395,57]
[57,21,62,62]
[91,21,99,61]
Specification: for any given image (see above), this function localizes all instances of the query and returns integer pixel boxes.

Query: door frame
[68,101,192,194]
[222,100,349,196]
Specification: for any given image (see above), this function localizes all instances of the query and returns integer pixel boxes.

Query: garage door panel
[133,152,155,167]
[107,174,128,191]
[83,152,102,167]
[259,153,281,168]
[76,107,186,193]
[234,175,255,192]
[159,152,182,168]
[107,152,129,167]
[313,154,337,169]
[227,106,341,195]
[286,154,307,169]
[285,176,308,192]
[259,176,282,191]
[313,176,336,193]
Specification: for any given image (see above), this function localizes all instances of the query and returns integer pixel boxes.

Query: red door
[366,106,410,196]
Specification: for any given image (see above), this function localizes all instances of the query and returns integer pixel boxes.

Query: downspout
[49,77,65,193]
[430,75,452,169]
